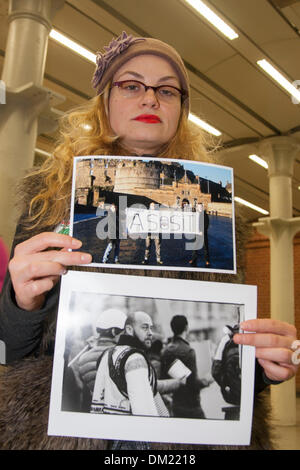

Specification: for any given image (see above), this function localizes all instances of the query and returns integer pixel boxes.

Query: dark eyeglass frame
[111,79,187,100]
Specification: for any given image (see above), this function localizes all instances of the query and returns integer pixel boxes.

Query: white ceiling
[0,0,300,222]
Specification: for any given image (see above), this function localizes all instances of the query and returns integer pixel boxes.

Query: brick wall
[245,230,300,391]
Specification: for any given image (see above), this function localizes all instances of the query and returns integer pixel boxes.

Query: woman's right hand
[8,232,92,311]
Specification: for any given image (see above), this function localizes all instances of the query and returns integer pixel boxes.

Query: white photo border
[48,271,256,446]
[70,155,236,275]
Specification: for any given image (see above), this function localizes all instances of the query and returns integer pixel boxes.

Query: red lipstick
[133,114,161,123]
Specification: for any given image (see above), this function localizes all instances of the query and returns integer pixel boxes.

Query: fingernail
[81,254,92,262]
[72,238,82,247]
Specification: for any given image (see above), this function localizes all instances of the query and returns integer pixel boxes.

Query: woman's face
[108,55,182,155]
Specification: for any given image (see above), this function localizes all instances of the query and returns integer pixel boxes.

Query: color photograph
[70,156,236,273]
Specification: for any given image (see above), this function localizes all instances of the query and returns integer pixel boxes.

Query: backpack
[212,325,241,406]
[96,346,157,399]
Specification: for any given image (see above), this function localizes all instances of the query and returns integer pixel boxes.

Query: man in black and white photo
[91,311,159,417]
[62,307,127,412]
[211,324,241,420]
[77,308,127,410]
[161,315,210,418]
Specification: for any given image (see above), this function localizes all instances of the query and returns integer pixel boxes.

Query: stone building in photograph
[75,158,232,215]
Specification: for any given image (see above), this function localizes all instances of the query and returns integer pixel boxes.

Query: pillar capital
[258,135,300,178]
[254,216,300,240]
[3,0,65,89]
[8,0,65,31]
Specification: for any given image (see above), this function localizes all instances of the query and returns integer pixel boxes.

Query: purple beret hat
[92,31,190,113]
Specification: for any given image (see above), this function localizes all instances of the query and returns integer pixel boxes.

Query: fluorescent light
[189,112,222,136]
[49,29,96,63]
[249,154,268,169]
[234,196,269,215]
[257,59,300,103]
[184,0,238,40]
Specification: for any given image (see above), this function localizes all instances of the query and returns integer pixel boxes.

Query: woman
[0,32,298,450]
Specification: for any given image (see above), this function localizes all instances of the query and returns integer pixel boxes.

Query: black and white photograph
[48,271,257,446]
[70,155,236,274]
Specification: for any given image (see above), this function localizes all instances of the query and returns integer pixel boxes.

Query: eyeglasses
[111,80,186,102]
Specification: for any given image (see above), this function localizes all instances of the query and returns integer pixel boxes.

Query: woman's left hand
[233,319,299,382]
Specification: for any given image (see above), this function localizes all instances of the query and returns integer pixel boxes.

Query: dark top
[0,224,59,364]
[161,336,207,409]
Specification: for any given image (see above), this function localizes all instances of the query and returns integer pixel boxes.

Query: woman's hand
[233,319,299,382]
[8,232,92,312]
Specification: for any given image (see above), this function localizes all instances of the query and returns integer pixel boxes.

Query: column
[0,0,65,249]
[254,136,300,426]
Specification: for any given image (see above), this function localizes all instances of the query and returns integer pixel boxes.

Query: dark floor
[73,213,235,271]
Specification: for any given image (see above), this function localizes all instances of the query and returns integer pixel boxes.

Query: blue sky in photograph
[183,161,233,187]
